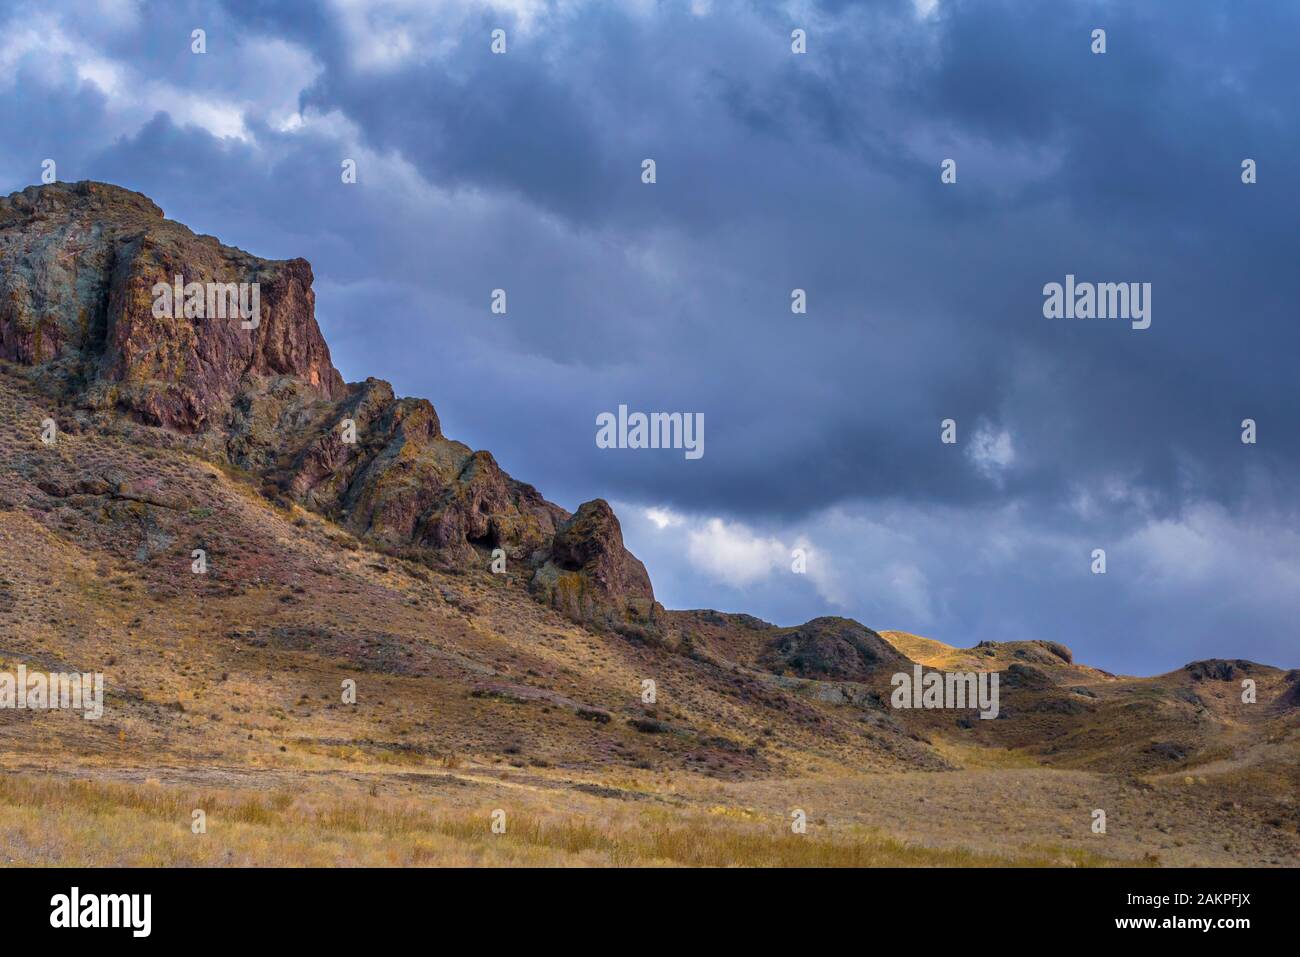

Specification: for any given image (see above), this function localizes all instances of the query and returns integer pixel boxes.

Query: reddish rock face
[0,181,343,433]
[0,180,653,626]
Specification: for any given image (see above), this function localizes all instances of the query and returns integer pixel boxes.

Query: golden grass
[928,737,1045,770]
[0,773,1129,868]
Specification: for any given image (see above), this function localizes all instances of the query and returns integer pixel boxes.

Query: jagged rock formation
[532,500,656,623]
[0,181,342,431]
[0,181,654,626]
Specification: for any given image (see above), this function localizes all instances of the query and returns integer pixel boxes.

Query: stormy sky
[3,0,1297,674]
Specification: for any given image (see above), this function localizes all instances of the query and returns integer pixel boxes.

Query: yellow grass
[0,773,1127,868]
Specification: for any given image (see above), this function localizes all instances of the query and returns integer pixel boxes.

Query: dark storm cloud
[240,0,1300,522]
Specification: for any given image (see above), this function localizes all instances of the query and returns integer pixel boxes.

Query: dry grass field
[0,770,1132,868]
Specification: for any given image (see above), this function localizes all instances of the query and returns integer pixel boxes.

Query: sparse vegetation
[0,773,1131,868]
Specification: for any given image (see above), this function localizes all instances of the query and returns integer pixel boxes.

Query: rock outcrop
[758,616,910,681]
[531,500,655,624]
[0,181,343,432]
[1183,659,1258,682]
[0,181,654,625]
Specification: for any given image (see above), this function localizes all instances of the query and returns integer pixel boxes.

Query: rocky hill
[0,181,654,630]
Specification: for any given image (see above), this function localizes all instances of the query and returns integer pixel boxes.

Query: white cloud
[74,56,124,97]
[1124,502,1300,594]
[967,423,1015,478]
[788,536,845,608]
[622,504,936,623]
[0,17,321,145]
[617,500,949,623]
[686,518,786,588]
[611,490,1300,671]
[328,0,559,71]
[644,506,684,529]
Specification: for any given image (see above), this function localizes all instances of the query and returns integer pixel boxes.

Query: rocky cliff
[0,181,655,627]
